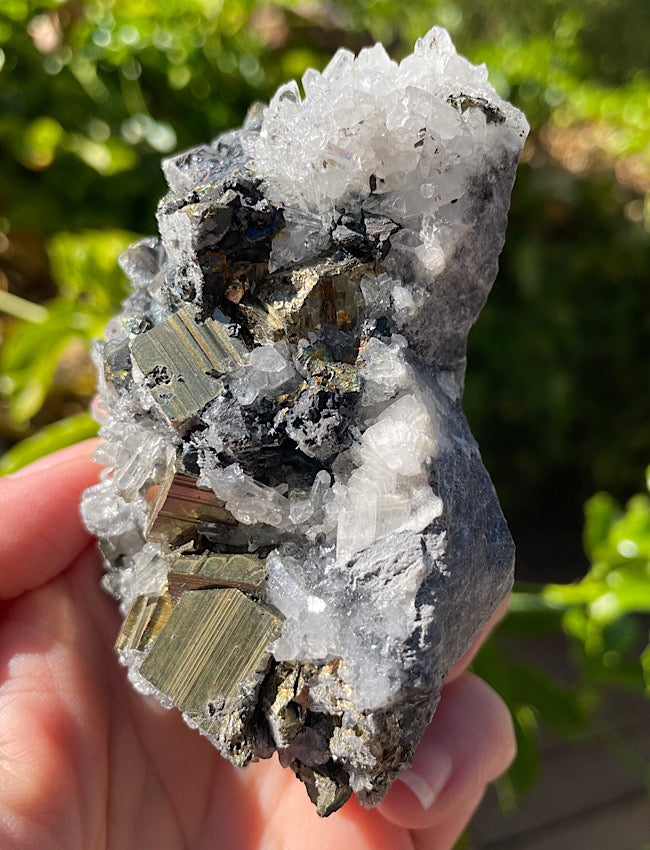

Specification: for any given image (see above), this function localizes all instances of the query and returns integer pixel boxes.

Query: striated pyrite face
[82,27,528,816]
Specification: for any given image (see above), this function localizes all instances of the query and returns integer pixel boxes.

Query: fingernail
[396,746,453,809]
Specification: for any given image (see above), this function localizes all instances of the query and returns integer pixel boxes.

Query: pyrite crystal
[82,28,528,816]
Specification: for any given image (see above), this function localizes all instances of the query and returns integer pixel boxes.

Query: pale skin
[0,441,515,850]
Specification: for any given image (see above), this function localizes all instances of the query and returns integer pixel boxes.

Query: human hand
[0,441,514,850]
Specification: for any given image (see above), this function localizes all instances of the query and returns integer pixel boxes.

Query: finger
[227,755,415,850]
[0,440,102,600]
[446,595,510,682]
[377,672,515,832]
[0,540,123,849]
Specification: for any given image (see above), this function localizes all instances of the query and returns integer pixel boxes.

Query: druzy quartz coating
[82,27,528,816]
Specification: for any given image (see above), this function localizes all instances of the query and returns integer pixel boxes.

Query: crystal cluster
[82,27,528,816]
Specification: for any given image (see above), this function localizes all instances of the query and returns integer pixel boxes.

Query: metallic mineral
[82,27,528,815]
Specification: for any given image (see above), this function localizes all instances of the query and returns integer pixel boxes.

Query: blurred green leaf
[0,411,98,474]
[47,229,135,303]
[507,708,540,795]
[506,663,589,738]
[19,115,64,169]
[544,474,650,641]
[1,306,78,422]
[0,229,136,424]
[583,492,622,558]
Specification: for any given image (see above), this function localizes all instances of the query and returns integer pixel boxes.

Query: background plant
[474,469,650,802]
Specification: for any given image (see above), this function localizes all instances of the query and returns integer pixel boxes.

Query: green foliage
[0,0,336,234]
[475,470,650,800]
[0,411,98,474]
[1,229,133,432]
[547,469,650,690]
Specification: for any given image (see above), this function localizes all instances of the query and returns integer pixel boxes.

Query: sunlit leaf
[0,412,99,475]
[0,230,137,425]
[583,492,620,558]
[507,709,540,795]
[47,229,136,303]
[19,115,64,170]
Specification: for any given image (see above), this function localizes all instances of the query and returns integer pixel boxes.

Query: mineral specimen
[81,26,528,816]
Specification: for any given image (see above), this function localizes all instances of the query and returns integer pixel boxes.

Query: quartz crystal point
[82,26,528,816]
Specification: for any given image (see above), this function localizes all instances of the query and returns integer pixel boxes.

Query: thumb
[0,440,102,599]
[377,672,515,841]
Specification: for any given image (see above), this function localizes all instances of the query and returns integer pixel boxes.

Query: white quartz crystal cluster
[82,26,527,809]
[255,27,526,277]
